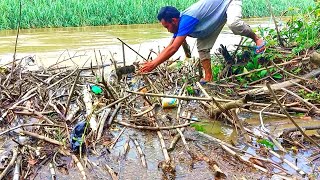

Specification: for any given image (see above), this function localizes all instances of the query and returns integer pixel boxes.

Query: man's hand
[139,61,157,73]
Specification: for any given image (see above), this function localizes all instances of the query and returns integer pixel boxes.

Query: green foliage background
[0,0,316,30]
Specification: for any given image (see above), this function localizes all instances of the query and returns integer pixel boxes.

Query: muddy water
[0,18,275,69]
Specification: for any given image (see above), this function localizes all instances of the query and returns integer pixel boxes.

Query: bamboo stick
[49,162,56,180]
[127,90,229,102]
[115,121,191,130]
[82,85,98,131]
[107,103,121,127]
[269,150,306,176]
[176,128,190,151]
[96,108,112,140]
[281,88,320,113]
[221,58,302,81]
[0,123,64,136]
[240,108,287,118]
[96,94,132,114]
[0,148,18,179]
[220,144,268,173]
[132,138,147,167]
[122,139,131,159]
[271,61,308,81]
[176,83,187,122]
[103,163,118,180]
[156,121,171,163]
[65,70,81,116]
[266,83,320,148]
[71,154,87,180]
[11,106,59,124]
[12,155,22,180]
[240,67,320,95]
[66,105,80,122]
[168,111,191,151]
[19,130,63,146]
[0,93,36,122]
[47,68,79,89]
[109,127,126,150]
[132,103,157,117]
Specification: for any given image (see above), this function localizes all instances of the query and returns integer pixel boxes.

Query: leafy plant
[211,63,223,81]
[272,73,283,79]
[231,51,277,83]
[274,3,320,54]
[298,89,320,103]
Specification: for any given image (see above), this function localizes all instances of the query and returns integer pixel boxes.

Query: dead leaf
[300,116,312,121]
[28,158,38,166]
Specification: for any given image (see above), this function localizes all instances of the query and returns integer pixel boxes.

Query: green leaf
[259,70,268,77]
[273,73,283,79]
[257,139,275,149]
[186,85,194,95]
[243,67,248,73]
[246,62,254,70]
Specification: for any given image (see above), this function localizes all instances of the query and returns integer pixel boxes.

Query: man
[140,0,265,83]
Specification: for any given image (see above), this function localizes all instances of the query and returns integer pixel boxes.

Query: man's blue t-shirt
[173,0,231,39]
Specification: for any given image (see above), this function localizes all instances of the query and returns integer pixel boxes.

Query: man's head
[157,6,180,33]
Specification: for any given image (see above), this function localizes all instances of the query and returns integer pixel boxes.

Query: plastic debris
[70,121,87,152]
[162,98,178,108]
[91,85,103,95]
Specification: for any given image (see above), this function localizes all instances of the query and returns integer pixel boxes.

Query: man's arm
[140,35,187,72]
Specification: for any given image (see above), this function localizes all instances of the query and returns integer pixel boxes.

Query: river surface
[0,18,275,69]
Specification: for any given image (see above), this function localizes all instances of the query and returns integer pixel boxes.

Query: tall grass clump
[0,0,316,30]
[242,0,315,17]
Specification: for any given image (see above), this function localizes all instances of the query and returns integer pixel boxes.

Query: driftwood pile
[0,48,320,179]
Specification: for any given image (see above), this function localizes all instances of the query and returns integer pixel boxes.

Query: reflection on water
[0,17,275,68]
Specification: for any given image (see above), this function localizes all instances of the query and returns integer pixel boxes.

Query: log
[208,95,250,117]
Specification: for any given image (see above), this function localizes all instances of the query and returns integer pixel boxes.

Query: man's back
[177,0,231,38]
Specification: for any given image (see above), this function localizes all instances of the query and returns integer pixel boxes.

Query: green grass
[242,0,315,17]
[0,0,316,30]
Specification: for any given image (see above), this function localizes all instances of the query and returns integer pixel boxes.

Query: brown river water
[0,18,273,69]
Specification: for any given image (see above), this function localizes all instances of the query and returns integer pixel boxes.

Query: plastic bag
[70,121,87,152]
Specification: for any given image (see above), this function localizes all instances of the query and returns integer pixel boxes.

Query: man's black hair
[157,6,180,23]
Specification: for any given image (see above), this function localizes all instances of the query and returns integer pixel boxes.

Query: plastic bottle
[162,98,178,108]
